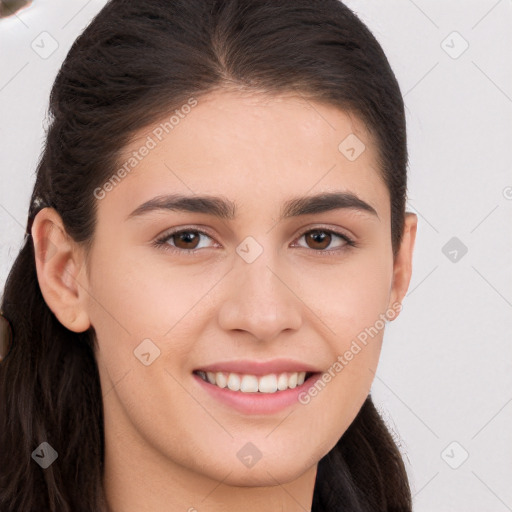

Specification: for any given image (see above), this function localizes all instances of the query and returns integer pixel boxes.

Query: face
[35,89,416,491]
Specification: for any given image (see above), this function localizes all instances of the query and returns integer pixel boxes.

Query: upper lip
[194,359,322,376]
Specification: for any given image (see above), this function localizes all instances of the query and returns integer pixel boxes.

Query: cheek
[86,246,218,377]
[294,246,392,411]
[297,243,393,342]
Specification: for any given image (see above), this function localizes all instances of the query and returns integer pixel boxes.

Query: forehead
[100,89,389,222]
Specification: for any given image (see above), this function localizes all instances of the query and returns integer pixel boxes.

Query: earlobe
[388,212,418,318]
[31,208,91,333]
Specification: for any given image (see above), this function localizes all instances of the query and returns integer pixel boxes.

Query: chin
[212,457,315,488]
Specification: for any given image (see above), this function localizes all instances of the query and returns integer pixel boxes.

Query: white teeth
[227,373,241,391]
[215,371,228,388]
[197,370,309,393]
[240,374,259,392]
[277,373,289,390]
[258,374,278,393]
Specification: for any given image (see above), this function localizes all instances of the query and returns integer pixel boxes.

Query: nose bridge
[241,251,279,313]
[218,240,302,341]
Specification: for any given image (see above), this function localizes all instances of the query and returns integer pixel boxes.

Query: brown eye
[171,231,202,249]
[296,228,354,253]
[154,226,354,256]
[155,229,216,253]
[304,230,332,250]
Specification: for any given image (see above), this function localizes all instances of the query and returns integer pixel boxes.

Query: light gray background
[1,1,511,510]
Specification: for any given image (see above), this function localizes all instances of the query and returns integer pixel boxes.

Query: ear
[387,212,418,319]
[31,207,91,333]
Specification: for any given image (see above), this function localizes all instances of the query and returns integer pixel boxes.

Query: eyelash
[153,225,356,256]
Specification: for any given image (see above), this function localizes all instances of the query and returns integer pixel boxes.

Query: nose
[217,252,303,343]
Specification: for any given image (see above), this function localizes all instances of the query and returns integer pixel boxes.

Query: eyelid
[294,223,356,244]
[153,224,220,249]
[291,225,356,253]
[153,224,356,254]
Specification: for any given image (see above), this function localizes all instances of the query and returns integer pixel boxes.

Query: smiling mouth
[193,370,316,393]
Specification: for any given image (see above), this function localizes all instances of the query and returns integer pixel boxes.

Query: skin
[32,89,417,512]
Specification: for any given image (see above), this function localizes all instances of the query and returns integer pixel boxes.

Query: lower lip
[192,372,323,415]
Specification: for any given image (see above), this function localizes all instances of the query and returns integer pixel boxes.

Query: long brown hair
[0,1,411,510]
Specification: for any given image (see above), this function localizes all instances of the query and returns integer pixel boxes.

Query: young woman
[0,1,417,510]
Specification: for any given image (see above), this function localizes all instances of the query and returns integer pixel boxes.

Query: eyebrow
[126,191,379,222]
